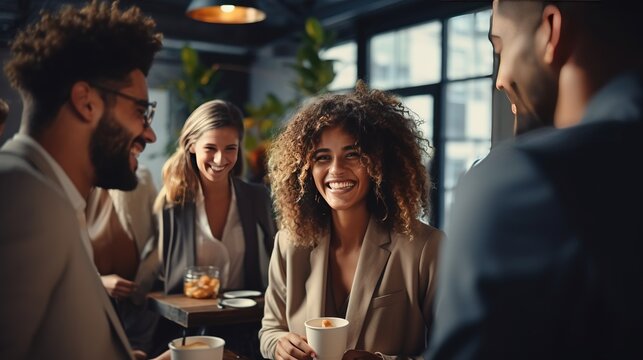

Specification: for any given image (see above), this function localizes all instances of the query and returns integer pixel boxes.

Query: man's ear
[69,81,104,124]
[541,4,562,65]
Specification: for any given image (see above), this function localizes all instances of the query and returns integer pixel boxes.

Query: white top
[14,134,93,261]
[195,181,245,290]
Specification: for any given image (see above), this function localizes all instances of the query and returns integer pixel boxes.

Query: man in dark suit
[0,1,163,359]
[426,1,643,359]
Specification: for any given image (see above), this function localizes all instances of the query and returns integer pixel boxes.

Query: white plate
[220,298,257,308]
[223,290,262,299]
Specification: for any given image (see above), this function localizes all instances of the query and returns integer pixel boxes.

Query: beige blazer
[0,138,133,360]
[259,217,443,359]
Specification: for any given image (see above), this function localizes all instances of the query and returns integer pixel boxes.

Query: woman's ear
[189,143,196,154]
[69,81,104,125]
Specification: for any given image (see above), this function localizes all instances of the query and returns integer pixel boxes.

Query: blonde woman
[155,100,276,295]
[260,81,444,360]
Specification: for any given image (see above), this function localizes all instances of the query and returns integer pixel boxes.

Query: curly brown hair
[268,80,432,247]
[3,0,162,135]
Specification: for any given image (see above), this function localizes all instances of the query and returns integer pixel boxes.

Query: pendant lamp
[186,0,266,24]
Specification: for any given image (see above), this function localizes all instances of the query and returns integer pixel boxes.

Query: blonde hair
[155,99,244,211]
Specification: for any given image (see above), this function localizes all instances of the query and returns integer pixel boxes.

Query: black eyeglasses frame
[91,83,156,127]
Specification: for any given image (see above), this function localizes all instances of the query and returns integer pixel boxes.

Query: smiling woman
[152,98,277,356]
[260,81,445,360]
[155,99,276,293]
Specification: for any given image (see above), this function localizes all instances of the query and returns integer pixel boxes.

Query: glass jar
[183,266,221,299]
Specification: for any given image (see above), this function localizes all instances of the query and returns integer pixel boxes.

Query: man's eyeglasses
[91,83,156,127]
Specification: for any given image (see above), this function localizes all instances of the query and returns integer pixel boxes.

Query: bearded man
[0,1,163,359]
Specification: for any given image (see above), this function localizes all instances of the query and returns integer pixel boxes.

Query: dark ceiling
[0,0,483,57]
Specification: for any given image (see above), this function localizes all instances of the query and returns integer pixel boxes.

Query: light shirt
[195,181,245,290]
[13,134,94,261]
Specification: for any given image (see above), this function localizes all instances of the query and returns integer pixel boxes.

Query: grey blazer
[160,177,276,294]
[0,137,133,359]
[259,217,443,359]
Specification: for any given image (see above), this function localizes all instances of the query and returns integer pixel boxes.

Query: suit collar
[2,134,85,213]
[345,217,391,349]
[583,71,643,125]
[2,134,61,188]
[305,217,392,349]
[2,135,134,358]
[306,229,330,322]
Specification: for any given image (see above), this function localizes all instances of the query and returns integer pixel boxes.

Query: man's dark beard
[89,111,139,190]
[515,111,553,135]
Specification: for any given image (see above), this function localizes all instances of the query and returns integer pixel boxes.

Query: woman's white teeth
[328,181,355,190]
[211,164,226,171]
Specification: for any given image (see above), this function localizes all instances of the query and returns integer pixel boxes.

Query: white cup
[305,317,350,360]
[168,336,225,360]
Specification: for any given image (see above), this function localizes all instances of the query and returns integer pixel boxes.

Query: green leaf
[199,67,216,86]
[181,46,199,77]
[305,18,324,47]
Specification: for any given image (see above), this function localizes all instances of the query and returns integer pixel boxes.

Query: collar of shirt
[13,133,93,260]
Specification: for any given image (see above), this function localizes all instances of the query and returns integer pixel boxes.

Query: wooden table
[147,292,264,329]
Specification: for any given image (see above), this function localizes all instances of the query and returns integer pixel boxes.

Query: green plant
[291,17,337,97]
[244,17,336,182]
[166,46,222,155]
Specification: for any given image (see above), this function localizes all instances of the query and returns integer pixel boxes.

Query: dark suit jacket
[160,177,276,294]
[426,73,643,359]
[0,136,133,359]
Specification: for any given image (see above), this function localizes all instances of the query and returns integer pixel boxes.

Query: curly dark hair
[3,0,162,135]
[268,80,432,247]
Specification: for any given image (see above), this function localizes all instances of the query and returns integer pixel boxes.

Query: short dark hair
[4,0,163,135]
[497,1,640,49]
[0,99,8,125]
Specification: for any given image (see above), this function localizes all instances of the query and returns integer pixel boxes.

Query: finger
[288,334,315,356]
[117,280,136,290]
[277,339,307,360]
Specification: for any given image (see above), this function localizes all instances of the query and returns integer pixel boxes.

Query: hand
[131,349,147,360]
[275,332,316,360]
[342,350,383,360]
[150,349,171,360]
[101,274,137,299]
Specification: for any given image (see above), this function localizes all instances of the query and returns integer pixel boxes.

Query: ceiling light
[186,0,266,24]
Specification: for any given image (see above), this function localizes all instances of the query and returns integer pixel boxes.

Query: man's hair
[498,1,640,50]
[4,0,163,135]
[0,99,8,125]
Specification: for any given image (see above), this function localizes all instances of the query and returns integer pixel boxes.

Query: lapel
[306,230,330,322]
[2,136,64,190]
[345,217,391,349]
[89,253,135,358]
[2,137,134,358]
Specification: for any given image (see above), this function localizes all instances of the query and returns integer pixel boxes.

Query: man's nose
[143,125,156,143]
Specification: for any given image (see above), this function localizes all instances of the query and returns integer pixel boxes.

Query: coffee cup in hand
[305,317,349,360]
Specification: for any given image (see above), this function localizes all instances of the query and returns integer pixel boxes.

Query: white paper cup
[305,317,350,360]
[168,336,225,360]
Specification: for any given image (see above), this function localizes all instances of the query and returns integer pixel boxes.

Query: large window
[321,41,357,92]
[369,22,442,90]
[367,8,493,228]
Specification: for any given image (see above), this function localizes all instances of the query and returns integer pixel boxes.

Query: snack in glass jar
[184,266,220,299]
